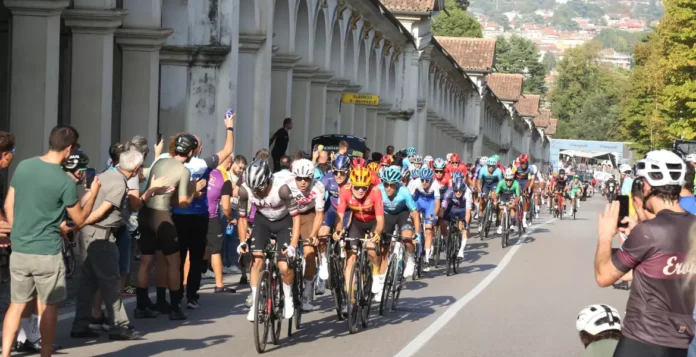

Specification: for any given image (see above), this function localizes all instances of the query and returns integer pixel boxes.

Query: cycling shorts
[322,205,351,229]
[516,180,529,193]
[613,336,687,357]
[482,183,497,197]
[382,210,414,246]
[249,213,292,252]
[499,192,515,204]
[570,188,581,198]
[347,219,376,250]
[443,207,467,221]
[416,196,437,225]
[137,208,179,256]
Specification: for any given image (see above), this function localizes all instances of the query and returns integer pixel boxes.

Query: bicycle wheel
[501,211,508,249]
[379,255,396,316]
[271,271,282,345]
[517,210,523,239]
[293,262,303,332]
[483,204,492,239]
[360,254,373,328]
[330,255,345,320]
[453,232,461,274]
[445,233,453,276]
[433,232,442,268]
[347,261,362,334]
[253,270,271,353]
[391,251,405,312]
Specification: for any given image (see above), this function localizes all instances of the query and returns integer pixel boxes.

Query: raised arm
[214,113,235,162]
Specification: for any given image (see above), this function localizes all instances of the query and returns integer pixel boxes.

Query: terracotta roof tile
[516,94,541,117]
[533,108,551,128]
[435,36,496,71]
[381,0,440,12]
[486,73,524,101]
[546,118,558,135]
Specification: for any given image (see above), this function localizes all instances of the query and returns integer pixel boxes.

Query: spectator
[269,118,292,172]
[106,142,127,171]
[206,154,237,290]
[274,156,293,183]
[386,145,395,161]
[1,125,100,357]
[576,304,622,357]
[680,164,696,214]
[364,147,371,160]
[226,155,247,284]
[338,140,349,156]
[254,149,271,164]
[0,131,15,280]
[371,152,382,162]
[594,150,695,356]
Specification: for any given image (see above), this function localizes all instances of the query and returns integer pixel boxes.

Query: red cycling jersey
[446,163,467,177]
[435,173,451,189]
[337,186,384,222]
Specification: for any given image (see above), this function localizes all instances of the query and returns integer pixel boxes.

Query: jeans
[115,225,131,275]
[219,205,240,268]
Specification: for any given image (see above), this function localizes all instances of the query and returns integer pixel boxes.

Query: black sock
[136,287,148,310]
[156,287,167,304]
[170,289,182,310]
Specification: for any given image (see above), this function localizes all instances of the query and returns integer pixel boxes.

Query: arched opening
[239,0,257,33]
[295,0,311,63]
[388,61,396,104]
[314,8,328,68]
[329,15,341,73]
[380,55,388,99]
[273,0,291,53]
[357,38,367,89]
[368,46,378,93]
[345,30,355,82]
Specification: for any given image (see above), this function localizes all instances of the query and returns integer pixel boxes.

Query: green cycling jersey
[495,180,521,196]
[570,180,583,190]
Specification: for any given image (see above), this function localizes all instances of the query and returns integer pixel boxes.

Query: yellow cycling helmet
[553,172,558,178]
[367,161,380,173]
[350,167,372,187]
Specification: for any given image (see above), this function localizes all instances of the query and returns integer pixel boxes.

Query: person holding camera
[594,150,696,357]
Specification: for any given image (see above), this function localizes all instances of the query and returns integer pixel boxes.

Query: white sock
[251,286,257,305]
[425,249,431,262]
[28,314,40,342]
[461,237,468,250]
[523,212,527,221]
[283,283,292,300]
[16,317,29,343]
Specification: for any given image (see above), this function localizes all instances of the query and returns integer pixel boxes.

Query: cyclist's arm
[335,190,348,233]
[279,184,300,247]
[373,190,385,236]
[311,183,326,238]
[237,186,250,243]
[495,180,504,195]
[440,189,452,214]
[409,209,420,234]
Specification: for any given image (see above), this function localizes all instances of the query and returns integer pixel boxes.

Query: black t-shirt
[221,180,233,197]
[612,210,696,349]
[271,128,289,156]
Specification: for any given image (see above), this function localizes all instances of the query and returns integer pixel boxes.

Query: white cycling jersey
[407,178,442,199]
[285,178,326,214]
[238,181,298,221]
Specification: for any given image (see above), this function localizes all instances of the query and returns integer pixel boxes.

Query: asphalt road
[38,196,628,357]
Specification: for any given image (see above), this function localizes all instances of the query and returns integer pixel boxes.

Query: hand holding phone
[157,133,163,144]
[85,168,97,189]
[616,195,629,228]
[224,108,234,129]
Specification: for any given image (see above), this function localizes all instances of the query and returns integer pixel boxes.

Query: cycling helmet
[619,164,632,174]
[405,147,416,156]
[559,169,566,175]
[174,134,198,155]
[380,155,393,166]
[400,166,411,180]
[382,167,402,184]
[479,156,488,165]
[420,167,434,181]
[411,155,423,164]
[450,153,461,163]
[491,154,501,163]
[519,154,529,163]
[573,174,580,179]
[350,167,372,187]
[513,160,520,167]
[424,154,433,162]
[367,161,380,173]
[351,156,367,169]
[504,168,514,180]
[446,153,453,161]
[245,159,272,189]
[486,157,497,166]
[292,159,314,178]
[333,154,351,171]
[636,150,686,187]
[433,158,447,170]
[686,153,696,163]
[576,304,622,335]
[452,176,466,193]
[63,150,89,172]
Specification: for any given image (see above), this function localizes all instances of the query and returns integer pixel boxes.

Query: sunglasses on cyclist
[334,170,347,176]
[384,183,398,189]
[295,177,312,182]
[434,170,444,174]
[421,179,432,184]
[352,186,369,192]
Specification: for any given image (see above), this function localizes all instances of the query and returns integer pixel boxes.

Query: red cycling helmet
[519,154,530,163]
[380,155,393,166]
[351,157,367,168]
[450,153,461,163]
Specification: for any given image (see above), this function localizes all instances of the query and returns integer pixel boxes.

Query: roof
[546,118,558,135]
[486,73,524,101]
[436,37,496,72]
[534,108,551,128]
[381,0,440,12]
[516,94,541,117]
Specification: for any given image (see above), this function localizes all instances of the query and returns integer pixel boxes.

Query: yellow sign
[341,93,380,106]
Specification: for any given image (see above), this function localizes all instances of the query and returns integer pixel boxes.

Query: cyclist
[334,167,384,307]
[494,168,521,234]
[476,157,503,221]
[568,174,584,214]
[433,158,451,195]
[410,155,424,174]
[446,153,466,177]
[378,167,421,281]
[513,154,536,228]
[379,155,393,168]
[551,169,570,214]
[576,304,622,356]
[237,159,301,321]
[400,166,411,186]
[439,175,472,258]
[424,155,434,170]
[286,159,326,312]
[408,167,441,271]
[533,170,546,218]
[605,176,618,200]
[402,147,417,169]
[547,172,558,209]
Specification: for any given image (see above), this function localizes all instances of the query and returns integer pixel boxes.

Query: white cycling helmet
[479,156,488,165]
[504,168,514,180]
[245,159,272,189]
[292,158,314,178]
[576,304,622,335]
[619,164,632,174]
[446,153,453,162]
[685,153,696,163]
[424,155,434,164]
[636,150,686,187]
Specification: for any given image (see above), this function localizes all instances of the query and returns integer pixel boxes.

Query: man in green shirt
[1,125,100,357]
[494,168,521,235]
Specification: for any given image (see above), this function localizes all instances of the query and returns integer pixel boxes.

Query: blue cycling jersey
[378,184,417,215]
[163,155,218,215]
[440,187,473,211]
[320,171,341,208]
[478,167,502,186]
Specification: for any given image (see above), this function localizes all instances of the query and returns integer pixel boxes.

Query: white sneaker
[315,278,326,295]
[374,289,383,302]
[535,212,539,219]
[300,295,313,312]
[341,304,348,315]
[319,256,329,280]
[510,225,516,232]
[201,270,215,279]
[457,246,465,259]
[247,307,255,322]
[284,296,295,320]
[497,226,502,235]
[404,257,415,278]
[523,219,528,228]
[372,274,384,294]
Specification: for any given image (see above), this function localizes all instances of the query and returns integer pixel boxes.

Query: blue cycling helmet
[406,147,417,156]
[420,167,434,181]
[333,154,350,171]
[410,167,420,179]
[452,176,466,192]
[400,166,411,180]
[433,158,447,170]
[382,167,402,184]
[486,157,498,166]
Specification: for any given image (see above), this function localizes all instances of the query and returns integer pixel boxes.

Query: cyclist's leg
[380,214,399,275]
[272,214,295,318]
[300,212,317,280]
[343,221,362,294]
[422,198,436,263]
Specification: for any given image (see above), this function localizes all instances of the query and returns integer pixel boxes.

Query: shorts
[322,205,351,228]
[416,196,436,225]
[206,218,224,254]
[137,208,180,256]
[613,336,688,357]
[570,188,581,198]
[249,213,292,252]
[443,207,467,221]
[347,219,377,250]
[517,180,529,194]
[115,225,132,275]
[299,211,316,240]
[499,192,515,204]
[482,183,496,197]
[10,251,66,305]
[382,210,414,245]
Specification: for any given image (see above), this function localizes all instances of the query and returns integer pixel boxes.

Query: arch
[239,0,258,33]
[295,0,311,63]
[273,0,292,53]
[368,45,378,93]
[388,59,396,104]
[345,29,355,81]
[329,13,341,73]
[314,7,328,68]
[357,36,367,89]
[380,53,389,99]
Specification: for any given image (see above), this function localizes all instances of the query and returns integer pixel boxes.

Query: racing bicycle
[380,232,412,314]
[252,236,285,353]
[342,233,375,334]
[319,234,347,321]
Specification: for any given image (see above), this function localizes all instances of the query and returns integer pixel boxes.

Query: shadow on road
[457,264,496,274]
[95,335,232,356]
[462,250,489,264]
[465,243,488,250]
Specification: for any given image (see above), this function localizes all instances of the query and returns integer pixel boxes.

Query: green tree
[542,52,557,71]
[495,35,548,95]
[593,29,649,53]
[432,0,483,38]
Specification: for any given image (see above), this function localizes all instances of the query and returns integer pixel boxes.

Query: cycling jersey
[435,174,451,195]
[238,181,299,221]
[320,172,350,209]
[569,180,583,191]
[287,179,326,214]
[337,186,384,222]
[441,187,473,212]
[555,176,569,190]
[159,154,219,215]
[378,184,417,215]
[446,163,467,177]
[495,180,521,196]
[612,210,696,350]
[408,178,442,200]
[514,164,537,187]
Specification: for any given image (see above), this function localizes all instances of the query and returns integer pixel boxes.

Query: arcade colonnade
[0,0,551,170]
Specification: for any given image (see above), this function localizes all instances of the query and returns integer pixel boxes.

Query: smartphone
[157,133,163,143]
[617,195,629,228]
[85,168,96,189]
[226,108,234,119]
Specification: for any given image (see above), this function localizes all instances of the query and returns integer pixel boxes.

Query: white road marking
[394,217,558,357]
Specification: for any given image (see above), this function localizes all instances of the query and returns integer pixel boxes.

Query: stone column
[63,6,126,168]
[238,33,272,158]
[385,112,399,150]
[365,107,378,151]
[376,102,390,149]
[326,79,348,134]
[0,4,10,131]
[340,84,360,135]
[270,54,300,145]
[5,0,69,163]
[289,65,317,153]
[308,70,332,140]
